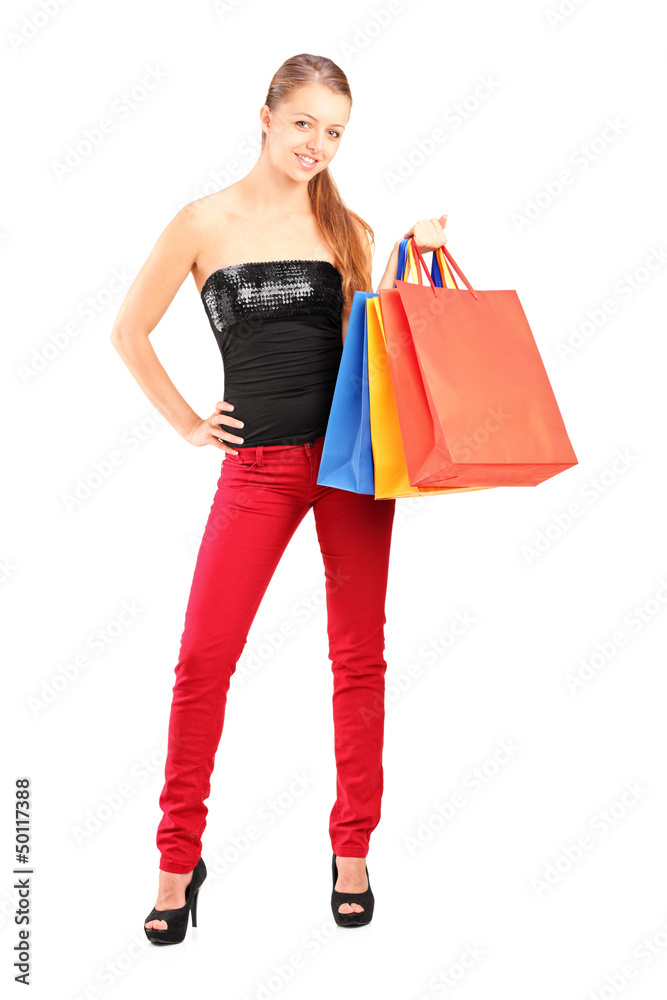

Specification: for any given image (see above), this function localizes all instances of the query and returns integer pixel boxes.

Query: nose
[305,130,325,154]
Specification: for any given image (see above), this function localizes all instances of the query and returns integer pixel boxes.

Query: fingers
[405,217,449,252]
[211,416,244,444]
[210,406,244,451]
[214,400,244,431]
[429,216,447,244]
[433,215,448,246]
[212,425,239,454]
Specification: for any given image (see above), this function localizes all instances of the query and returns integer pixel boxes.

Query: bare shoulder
[177,186,238,240]
[109,186,243,338]
[179,184,249,289]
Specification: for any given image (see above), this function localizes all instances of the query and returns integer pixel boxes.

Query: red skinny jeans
[156,435,396,873]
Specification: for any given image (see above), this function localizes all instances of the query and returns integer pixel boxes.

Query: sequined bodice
[201,258,344,330]
[200,258,344,448]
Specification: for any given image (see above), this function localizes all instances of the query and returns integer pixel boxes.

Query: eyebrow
[292,113,346,129]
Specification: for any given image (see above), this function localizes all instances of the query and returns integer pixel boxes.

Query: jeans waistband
[238,435,325,467]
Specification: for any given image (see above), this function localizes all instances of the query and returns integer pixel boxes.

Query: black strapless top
[201,259,344,447]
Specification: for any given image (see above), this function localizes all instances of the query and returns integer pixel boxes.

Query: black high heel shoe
[144,856,207,945]
[331,853,374,927]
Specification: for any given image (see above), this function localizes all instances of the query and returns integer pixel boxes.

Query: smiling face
[261,84,351,180]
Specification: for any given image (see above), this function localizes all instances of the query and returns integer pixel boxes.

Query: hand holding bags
[318,233,578,498]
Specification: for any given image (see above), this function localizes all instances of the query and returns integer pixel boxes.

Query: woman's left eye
[295,121,340,138]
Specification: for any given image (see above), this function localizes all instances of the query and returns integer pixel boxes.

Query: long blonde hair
[261,53,374,311]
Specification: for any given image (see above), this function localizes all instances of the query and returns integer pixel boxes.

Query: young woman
[110,51,447,944]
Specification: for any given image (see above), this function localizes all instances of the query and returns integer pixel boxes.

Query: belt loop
[256,445,264,467]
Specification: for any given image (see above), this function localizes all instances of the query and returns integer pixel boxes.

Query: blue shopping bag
[317,290,377,494]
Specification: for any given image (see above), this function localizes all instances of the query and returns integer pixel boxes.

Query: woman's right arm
[109,203,244,453]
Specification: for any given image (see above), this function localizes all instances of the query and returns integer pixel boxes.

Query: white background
[2,0,666,997]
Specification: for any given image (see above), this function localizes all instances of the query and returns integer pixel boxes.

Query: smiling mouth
[294,152,319,166]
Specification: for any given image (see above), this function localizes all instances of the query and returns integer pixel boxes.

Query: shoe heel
[144,856,207,945]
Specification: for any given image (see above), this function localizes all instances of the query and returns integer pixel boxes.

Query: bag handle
[408,236,479,300]
[407,239,458,289]
[397,237,456,288]
[397,238,454,287]
[396,238,412,282]
[430,246,458,289]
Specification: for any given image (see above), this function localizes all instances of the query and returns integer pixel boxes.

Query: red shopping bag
[380,237,578,488]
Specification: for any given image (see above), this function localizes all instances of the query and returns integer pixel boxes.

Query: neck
[238,150,315,214]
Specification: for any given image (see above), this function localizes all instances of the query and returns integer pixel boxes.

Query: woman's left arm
[342,214,448,343]
[376,215,448,291]
[376,240,401,292]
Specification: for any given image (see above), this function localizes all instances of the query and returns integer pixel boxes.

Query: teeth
[297,154,316,163]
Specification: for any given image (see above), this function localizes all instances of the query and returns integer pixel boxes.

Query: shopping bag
[317,290,376,494]
[317,240,436,496]
[366,292,496,499]
[374,240,464,491]
[381,237,578,488]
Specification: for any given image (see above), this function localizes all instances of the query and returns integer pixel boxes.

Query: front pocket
[225,452,259,472]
